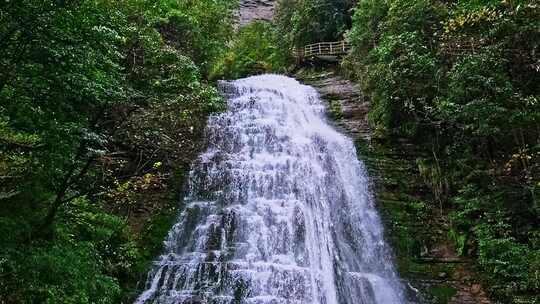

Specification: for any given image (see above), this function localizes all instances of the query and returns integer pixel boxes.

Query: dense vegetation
[275,0,356,47]
[0,0,235,302]
[211,21,288,80]
[344,0,539,302]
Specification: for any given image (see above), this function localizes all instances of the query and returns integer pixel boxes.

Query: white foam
[135,75,406,304]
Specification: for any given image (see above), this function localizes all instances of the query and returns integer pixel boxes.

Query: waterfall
[135,75,406,304]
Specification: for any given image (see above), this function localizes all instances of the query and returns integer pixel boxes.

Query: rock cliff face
[298,68,492,304]
[238,0,276,25]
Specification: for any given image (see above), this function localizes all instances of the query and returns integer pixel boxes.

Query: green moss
[428,284,457,304]
[328,100,343,120]
[138,208,177,262]
[352,134,465,301]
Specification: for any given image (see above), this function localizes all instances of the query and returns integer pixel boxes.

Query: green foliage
[439,51,514,144]
[0,0,234,302]
[328,100,344,120]
[152,0,237,75]
[275,0,356,49]
[0,116,40,200]
[450,185,539,299]
[448,228,467,256]
[0,198,134,303]
[1,0,128,211]
[138,205,178,262]
[347,0,445,135]
[211,21,288,79]
[417,157,448,207]
[346,0,539,301]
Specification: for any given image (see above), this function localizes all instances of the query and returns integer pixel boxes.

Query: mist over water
[135,75,406,304]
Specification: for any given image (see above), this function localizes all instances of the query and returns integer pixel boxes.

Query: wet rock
[298,70,371,140]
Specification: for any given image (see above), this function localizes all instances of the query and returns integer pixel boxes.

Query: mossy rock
[428,284,457,304]
[328,100,343,119]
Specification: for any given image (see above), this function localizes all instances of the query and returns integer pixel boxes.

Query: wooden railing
[293,40,351,59]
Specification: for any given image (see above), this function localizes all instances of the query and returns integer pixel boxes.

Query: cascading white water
[135,75,406,304]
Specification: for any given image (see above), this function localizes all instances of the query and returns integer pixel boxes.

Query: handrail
[293,40,351,59]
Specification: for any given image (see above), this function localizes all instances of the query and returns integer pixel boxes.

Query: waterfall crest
[136,75,406,304]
